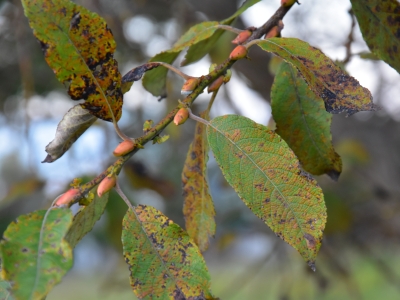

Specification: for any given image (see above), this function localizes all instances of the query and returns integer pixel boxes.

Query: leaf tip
[308,261,316,272]
[41,154,55,163]
[326,169,341,181]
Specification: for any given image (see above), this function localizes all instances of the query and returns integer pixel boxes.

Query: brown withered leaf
[182,110,215,252]
[43,105,96,163]
[121,62,161,94]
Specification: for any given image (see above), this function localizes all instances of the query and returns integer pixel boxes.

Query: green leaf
[182,110,215,252]
[21,0,123,121]
[254,38,376,115]
[181,0,261,66]
[65,190,109,248]
[207,115,326,268]
[1,209,73,300]
[271,62,342,180]
[351,0,400,73]
[122,205,214,299]
[42,105,97,163]
[143,0,260,96]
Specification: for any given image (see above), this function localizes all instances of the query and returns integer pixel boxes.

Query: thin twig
[66,2,297,206]
[187,107,210,126]
[115,181,135,211]
[155,62,192,80]
[216,24,243,34]
[342,9,356,64]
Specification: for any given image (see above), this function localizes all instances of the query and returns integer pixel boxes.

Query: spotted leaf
[254,38,376,115]
[0,209,73,300]
[122,205,214,299]
[21,0,123,121]
[207,115,326,268]
[351,0,400,74]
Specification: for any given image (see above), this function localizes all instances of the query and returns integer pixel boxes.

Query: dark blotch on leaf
[122,63,161,83]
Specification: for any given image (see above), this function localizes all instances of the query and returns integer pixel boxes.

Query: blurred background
[1,0,400,299]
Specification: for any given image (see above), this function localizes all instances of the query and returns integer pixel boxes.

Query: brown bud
[232,30,252,45]
[265,21,284,39]
[113,139,135,157]
[229,45,248,60]
[207,76,224,93]
[97,175,117,197]
[54,189,80,207]
[181,78,200,96]
[174,108,189,125]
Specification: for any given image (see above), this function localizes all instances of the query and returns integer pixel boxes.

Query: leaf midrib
[209,120,307,238]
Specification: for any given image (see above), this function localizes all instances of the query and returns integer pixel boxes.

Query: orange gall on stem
[229,45,248,60]
[54,188,80,207]
[208,76,224,93]
[181,77,200,96]
[231,30,252,45]
[174,108,189,125]
[281,0,298,7]
[265,21,284,39]
[113,139,135,157]
[97,175,117,197]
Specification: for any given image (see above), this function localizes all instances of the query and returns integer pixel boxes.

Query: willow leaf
[254,38,376,115]
[271,62,342,180]
[351,0,400,73]
[122,205,214,299]
[21,0,123,121]
[207,115,326,268]
[43,104,96,163]
[0,209,73,299]
[182,110,215,252]
[143,0,260,96]
[65,190,109,248]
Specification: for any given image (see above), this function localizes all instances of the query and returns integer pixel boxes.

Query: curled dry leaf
[43,105,96,163]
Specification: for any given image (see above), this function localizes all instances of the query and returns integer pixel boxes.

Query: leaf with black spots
[254,38,377,115]
[0,209,73,299]
[21,0,123,121]
[351,0,400,74]
[122,205,214,299]
[182,110,215,252]
[207,115,326,268]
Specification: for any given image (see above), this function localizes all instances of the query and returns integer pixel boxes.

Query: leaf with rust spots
[0,209,73,299]
[182,110,215,252]
[65,189,109,248]
[207,115,326,267]
[254,38,377,115]
[21,0,123,121]
[142,0,260,96]
[122,205,214,300]
[42,105,97,163]
[351,0,400,74]
[271,62,342,180]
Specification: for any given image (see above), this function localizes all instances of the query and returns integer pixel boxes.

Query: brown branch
[342,9,356,64]
[65,2,297,206]
[246,2,297,43]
